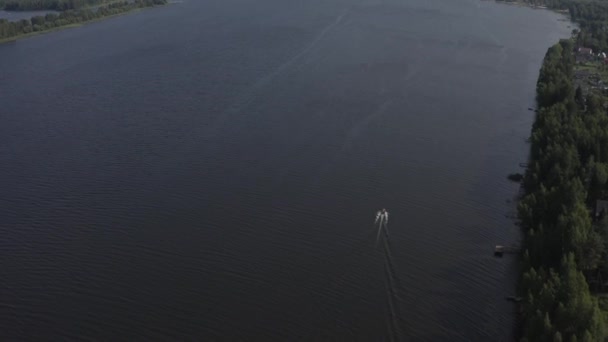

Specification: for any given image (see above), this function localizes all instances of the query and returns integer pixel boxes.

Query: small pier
[494,245,520,257]
[506,296,523,303]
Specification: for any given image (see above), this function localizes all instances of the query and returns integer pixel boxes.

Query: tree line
[518,37,608,341]
[0,0,166,40]
[513,0,608,52]
[510,1,608,340]
[0,0,104,11]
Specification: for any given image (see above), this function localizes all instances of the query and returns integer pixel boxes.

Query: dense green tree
[554,331,563,342]
[575,86,584,109]
[519,36,608,341]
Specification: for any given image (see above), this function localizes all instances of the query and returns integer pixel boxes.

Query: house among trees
[577,47,595,63]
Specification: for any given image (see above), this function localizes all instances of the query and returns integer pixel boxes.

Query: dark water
[0,0,571,340]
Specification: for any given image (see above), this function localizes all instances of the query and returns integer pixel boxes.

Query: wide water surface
[0,0,571,340]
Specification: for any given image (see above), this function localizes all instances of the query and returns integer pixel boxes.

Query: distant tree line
[518,38,608,341]
[569,1,608,53]
[0,0,166,40]
[507,0,608,52]
[0,0,103,11]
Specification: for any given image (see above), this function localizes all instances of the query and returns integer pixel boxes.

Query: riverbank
[494,0,570,15]
[0,0,167,44]
[495,0,546,9]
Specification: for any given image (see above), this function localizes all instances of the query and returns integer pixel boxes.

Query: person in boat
[376,208,388,221]
[375,208,389,223]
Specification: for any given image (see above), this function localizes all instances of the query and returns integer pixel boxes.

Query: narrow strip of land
[0,0,167,43]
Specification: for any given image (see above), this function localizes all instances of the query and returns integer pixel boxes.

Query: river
[0,0,571,340]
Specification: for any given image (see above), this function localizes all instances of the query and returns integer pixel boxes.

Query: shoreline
[0,2,168,45]
[492,0,570,16]
[493,1,603,340]
[499,1,576,338]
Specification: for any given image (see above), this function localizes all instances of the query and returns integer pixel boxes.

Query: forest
[465,1,608,341]
[514,0,608,338]
[518,37,608,341]
[1,0,105,11]
[513,0,608,340]
[0,0,166,41]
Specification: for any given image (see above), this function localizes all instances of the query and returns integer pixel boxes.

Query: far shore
[492,0,570,16]
[0,2,168,45]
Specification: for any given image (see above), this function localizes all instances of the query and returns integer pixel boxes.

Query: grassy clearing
[574,61,608,78]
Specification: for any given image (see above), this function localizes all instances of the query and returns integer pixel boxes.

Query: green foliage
[1,0,106,11]
[0,0,167,41]
[520,255,606,340]
[575,86,584,109]
[554,331,563,342]
[519,37,608,341]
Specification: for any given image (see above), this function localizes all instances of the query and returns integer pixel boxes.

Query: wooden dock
[506,296,523,303]
[494,245,520,257]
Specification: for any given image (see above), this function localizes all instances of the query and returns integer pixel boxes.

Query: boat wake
[375,210,405,341]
